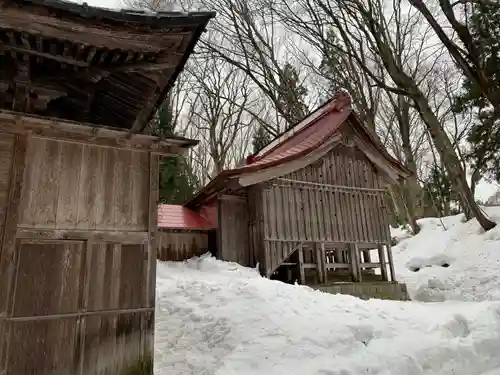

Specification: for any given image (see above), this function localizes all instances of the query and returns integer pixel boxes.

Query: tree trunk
[413,94,495,230]
[402,182,421,234]
[398,96,421,234]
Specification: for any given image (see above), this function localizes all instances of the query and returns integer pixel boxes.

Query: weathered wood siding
[218,195,252,267]
[18,137,149,231]
[157,230,209,261]
[0,134,14,247]
[0,134,157,375]
[247,186,264,273]
[0,134,15,328]
[260,145,391,276]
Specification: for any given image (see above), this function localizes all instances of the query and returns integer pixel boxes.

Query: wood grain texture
[218,195,251,266]
[157,231,209,262]
[1,133,157,375]
[238,142,395,283]
[19,137,149,231]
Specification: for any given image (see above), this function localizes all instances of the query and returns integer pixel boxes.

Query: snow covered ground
[154,207,500,375]
[392,207,500,302]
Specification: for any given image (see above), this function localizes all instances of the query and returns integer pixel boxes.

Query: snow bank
[392,207,500,302]
[155,254,500,375]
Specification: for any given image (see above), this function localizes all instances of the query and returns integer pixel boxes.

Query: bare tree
[274,0,494,230]
[189,0,315,133]
[184,54,256,179]
[408,0,500,113]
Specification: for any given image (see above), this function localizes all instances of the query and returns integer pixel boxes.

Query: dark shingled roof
[0,0,215,132]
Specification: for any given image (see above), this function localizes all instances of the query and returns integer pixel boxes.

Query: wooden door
[1,239,153,375]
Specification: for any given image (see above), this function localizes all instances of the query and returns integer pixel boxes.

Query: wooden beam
[0,110,197,154]
[315,243,325,284]
[16,228,149,244]
[146,153,159,309]
[0,44,89,67]
[219,194,246,202]
[377,244,389,281]
[386,243,396,282]
[350,244,361,282]
[111,53,183,72]
[0,135,27,313]
[297,243,305,284]
[0,10,171,52]
[321,243,327,284]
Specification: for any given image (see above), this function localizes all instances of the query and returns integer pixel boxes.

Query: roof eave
[22,0,216,28]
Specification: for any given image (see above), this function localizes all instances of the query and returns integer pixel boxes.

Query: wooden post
[377,244,388,281]
[386,243,396,282]
[321,243,328,284]
[315,243,324,284]
[145,152,159,361]
[297,243,305,284]
[0,135,27,375]
[363,249,375,275]
[350,243,361,282]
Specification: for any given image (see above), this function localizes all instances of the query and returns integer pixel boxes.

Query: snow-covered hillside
[153,208,500,375]
[392,207,500,302]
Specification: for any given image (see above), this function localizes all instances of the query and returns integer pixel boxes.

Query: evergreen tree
[154,93,197,204]
[252,125,272,154]
[422,163,460,217]
[455,3,500,182]
[276,63,308,127]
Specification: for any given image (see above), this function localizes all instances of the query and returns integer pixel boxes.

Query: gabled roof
[186,90,411,209]
[0,0,215,131]
[158,204,217,231]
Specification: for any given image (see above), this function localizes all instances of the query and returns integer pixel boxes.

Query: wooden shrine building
[185,90,411,300]
[156,204,216,261]
[0,1,213,374]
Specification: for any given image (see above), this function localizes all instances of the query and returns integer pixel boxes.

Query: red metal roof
[158,204,216,230]
[186,89,411,208]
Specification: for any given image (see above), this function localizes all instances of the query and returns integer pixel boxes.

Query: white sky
[72,0,122,9]
[65,0,499,202]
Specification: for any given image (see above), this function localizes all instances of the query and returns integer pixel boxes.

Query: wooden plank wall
[157,230,209,261]
[247,186,264,274]
[261,145,392,276]
[0,135,157,375]
[18,137,149,231]
[0,133,15,368]
[0,134,14,247]
[218,195,253,267]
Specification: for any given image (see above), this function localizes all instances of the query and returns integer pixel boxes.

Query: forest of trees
[128,0,500,233]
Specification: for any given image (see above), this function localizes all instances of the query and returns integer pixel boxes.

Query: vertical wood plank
[56,142,83,229]
[33,138,62,228]
[386,243,396,282]
[350,243,361,282]
[75,145,90,230]
[315,243,324,284]
[377,244,388,281]
[119,150,133,231]
[0,135,27,315]
[130,151,144,231]
[297,243,305,284]
[321,242,327,284]
[147,153,159,309]
[102,147,116,230]
[93,147,107,230]
[112,149,126,231]
[295,186,304,241]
